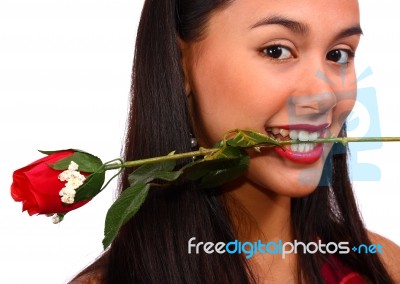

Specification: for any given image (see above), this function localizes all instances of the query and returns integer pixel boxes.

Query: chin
[296,165,325,187]
[267,172,323,198]
[278,182,318,198]
[246,152,326,198]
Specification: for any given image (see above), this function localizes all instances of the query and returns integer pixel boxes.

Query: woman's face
[182,0,361,196]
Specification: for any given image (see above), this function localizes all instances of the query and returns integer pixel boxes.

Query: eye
[262,45,293,60]
[326,49,355,65]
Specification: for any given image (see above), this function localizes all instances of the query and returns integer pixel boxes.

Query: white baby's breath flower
[59,186,76,197]
[59,187,76,204]
[67,177,85,189]
[58,171,69,182]
[70,170,86,182]
[58,161,86,204]
[61,194,75,204]
[68,161,79,171]
[51,214,61,224]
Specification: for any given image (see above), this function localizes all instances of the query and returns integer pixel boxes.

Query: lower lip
[274,144,323,164]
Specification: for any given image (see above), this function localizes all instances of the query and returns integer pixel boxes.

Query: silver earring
[190,134,198,149]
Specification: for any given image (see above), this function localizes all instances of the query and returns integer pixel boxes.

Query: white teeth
[309,131,319,141]
[290,130,320,141]
[268,127,321,153]
[272,128,280,135]
[290,142,316,153]
[298,130,310,141]
[280,129,289,137]
[289,130,298,140]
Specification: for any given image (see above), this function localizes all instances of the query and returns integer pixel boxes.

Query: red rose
[11,150,90,215]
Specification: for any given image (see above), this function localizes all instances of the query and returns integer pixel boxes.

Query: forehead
[207,0,360,34]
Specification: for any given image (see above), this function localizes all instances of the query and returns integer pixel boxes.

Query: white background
[0,1,399,283]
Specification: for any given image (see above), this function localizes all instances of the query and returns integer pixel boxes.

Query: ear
[178,37,192,96]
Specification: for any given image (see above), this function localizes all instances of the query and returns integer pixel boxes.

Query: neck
[223,179,298,282]
[223,178,293,244]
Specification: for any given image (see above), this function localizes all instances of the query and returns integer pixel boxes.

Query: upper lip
[266,123,330,132]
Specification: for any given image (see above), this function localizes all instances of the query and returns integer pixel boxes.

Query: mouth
[266,124,329,163]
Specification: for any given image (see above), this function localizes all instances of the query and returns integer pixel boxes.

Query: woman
[72,0,400,283]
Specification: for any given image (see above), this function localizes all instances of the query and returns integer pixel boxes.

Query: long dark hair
[73,0,394,283]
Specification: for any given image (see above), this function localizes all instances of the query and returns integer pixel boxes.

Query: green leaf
[102,183,150,249]
[151,170,183,182]
[128,160,181,186]
[49,152,103,173]
[182,146,243,180]
[182,158,236,181]
[200,154,249,188]
[205,145,243,160]
[74,171,106,202]
[226,130,280,148]
[181,146,249,187]
[39,148,87,155]
[39,149,69,155]
[213,140,224,148]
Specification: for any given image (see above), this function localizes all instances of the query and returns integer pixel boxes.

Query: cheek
[331,88,357,133]
[190,54,290,144]
[190,68,247,144]
[193,62,250,114]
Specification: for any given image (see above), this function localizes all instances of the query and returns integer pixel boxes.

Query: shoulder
[68,252,109,284]
[68,270,105,284]
[368,231,400,282]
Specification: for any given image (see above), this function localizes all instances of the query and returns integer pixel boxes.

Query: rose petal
[10,150,90,215]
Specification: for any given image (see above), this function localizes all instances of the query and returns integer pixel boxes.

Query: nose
[286,69,337,121]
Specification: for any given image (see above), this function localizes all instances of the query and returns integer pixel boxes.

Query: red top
[321,256,366,284]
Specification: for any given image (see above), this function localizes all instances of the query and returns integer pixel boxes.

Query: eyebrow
[333,26,363,41]
[250,15,309,35]
[250,15,363,40]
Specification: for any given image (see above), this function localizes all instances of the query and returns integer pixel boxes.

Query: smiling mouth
[266,126,327,153]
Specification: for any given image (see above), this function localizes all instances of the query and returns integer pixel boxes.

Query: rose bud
[11,150,90,216]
